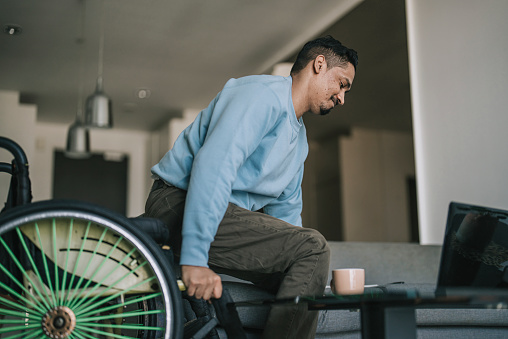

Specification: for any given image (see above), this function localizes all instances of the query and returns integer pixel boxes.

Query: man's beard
[319,106,332,116]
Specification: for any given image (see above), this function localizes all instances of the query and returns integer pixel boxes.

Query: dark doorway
[53,151,128,215]
[407,176,419,243]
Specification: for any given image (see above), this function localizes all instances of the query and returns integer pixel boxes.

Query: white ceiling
[0,0,412,139]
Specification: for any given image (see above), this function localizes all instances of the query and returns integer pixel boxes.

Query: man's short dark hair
[290,35,358,75]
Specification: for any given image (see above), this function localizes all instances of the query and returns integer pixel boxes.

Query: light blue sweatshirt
[151,75,308,267]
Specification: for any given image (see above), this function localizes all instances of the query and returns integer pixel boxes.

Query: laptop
[436,201,508,296]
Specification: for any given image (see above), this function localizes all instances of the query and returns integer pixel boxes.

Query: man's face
[311,62,355,116]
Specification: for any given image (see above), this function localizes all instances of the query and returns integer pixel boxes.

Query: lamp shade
[65,122,91,159]
[84,77,113,128]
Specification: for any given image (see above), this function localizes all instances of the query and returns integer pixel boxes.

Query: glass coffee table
[232,287,508,339]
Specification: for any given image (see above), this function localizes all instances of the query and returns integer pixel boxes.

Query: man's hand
[181,265,222,300]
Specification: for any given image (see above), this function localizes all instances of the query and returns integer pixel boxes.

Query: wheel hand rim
[0,216,167,338]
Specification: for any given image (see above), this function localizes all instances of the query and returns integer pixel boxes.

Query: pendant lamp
[65,119,91,159]
[66,69,91,158]
[65,0,91,158]
[85,76,113,128]
[84,0,113,128]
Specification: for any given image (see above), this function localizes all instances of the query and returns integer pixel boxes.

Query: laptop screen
[437,202,508,291]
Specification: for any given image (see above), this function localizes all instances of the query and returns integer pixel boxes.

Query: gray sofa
[219,241,508,338]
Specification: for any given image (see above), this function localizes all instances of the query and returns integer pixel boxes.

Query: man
[145,35,357,338]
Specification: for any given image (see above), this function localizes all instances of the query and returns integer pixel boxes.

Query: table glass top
[232,286,508,310]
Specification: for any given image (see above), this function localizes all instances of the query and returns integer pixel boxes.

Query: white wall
[340,128,415,242]
[406,0,508,243]
[0,91,37,207]
[0,90,153,217]
[149,109,201,170]
[168,109,200,149]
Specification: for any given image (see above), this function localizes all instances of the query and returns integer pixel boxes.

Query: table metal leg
[360,304,416,339]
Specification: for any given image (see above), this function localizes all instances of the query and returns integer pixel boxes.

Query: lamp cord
[97,0,106,80]
[76,0,87,123]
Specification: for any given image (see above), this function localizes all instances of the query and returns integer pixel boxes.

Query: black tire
[0,199,183,339]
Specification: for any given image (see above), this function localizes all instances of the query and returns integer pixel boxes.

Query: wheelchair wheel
[0,200,183,339]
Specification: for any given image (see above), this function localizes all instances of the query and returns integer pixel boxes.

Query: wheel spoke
[0,265,47,315]
[0,307,41,320]
[0,328,44,339]
[60,219,73,306]
[78,308,164,322]
[66,227,109,307]
[71,246,140,312]
[0,322,41,334]
[15,226,55,308]
[0,317,39,324]
[66,234,124,310]
[34,222,58,307]
[64,221,91,307]
[74,324,138,339]
[75,272,155,316]
[52,219,60,306]
[0,293,44,316]
[73,327,114,339]
[69,329,88,339]
[77,292,161,317]
[0,232,51,311]
[77,320,164,331]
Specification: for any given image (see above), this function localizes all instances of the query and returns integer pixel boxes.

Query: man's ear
[313,55,326,74]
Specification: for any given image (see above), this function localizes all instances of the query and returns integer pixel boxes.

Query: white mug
[331,268,365,295]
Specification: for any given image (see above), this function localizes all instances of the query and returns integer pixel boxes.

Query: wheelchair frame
[0,136,246,339]
[0,136,187,339]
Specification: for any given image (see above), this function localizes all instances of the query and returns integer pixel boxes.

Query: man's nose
[337,93,345,105]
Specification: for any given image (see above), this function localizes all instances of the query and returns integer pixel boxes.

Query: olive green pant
[145,180,330,339]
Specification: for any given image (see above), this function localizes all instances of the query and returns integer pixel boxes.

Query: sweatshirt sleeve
[263,163,304,226]
[179,82,281,267]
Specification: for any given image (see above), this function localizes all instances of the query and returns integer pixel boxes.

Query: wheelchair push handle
[0,136,32,208]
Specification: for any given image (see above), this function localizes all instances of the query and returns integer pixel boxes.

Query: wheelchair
[0,136,245,339]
